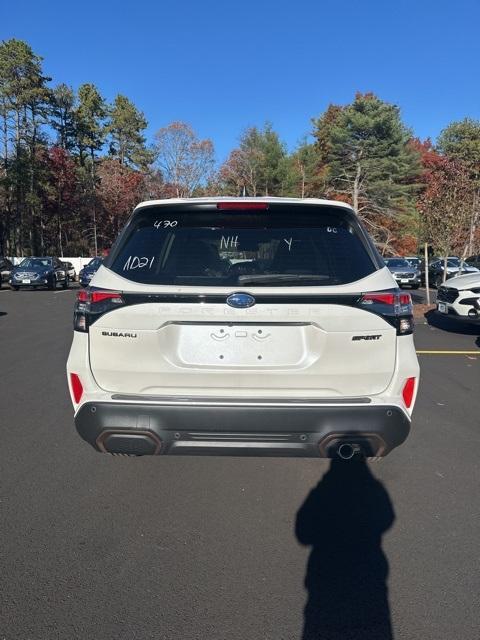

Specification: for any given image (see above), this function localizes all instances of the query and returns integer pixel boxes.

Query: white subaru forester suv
[67,198,419,460]
[436,273,480,322]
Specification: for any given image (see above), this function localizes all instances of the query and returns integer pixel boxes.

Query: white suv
[67,198,419,459]
[436,273,480,321]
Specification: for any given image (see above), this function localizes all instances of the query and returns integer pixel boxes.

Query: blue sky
[3,0,480,162]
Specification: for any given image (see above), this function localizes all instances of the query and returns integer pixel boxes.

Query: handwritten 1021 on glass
[123,256,155,271]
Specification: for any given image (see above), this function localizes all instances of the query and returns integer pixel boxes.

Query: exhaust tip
[337,443,359,460]
[99,431,161,455]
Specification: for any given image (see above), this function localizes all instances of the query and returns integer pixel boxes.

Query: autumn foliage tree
[154,122,214,197]
[437,119,480,255]
[44,146,78,255]
[96,159,145,241]
[416,139,475,265]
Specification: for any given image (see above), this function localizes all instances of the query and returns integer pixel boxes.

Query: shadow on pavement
[0,311,7,317]
[424,310,480,337]
[296,458,395,640]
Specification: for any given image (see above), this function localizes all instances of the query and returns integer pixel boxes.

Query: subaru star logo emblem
[226,292,256,309]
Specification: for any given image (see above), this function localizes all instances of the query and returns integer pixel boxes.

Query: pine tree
[219,123,287,196]
[75,83,106,166]
[75,83,106,254]
[437,118,480,178]
[51,84,77,151]
[0,39,51,253]
[107,95,153,170]
[312,93,420,215]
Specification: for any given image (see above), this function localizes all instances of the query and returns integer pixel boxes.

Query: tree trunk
[442,255,448,284]
[353,163,361,212]
[58,188,63,256]
[467,191,479,257]
[15,108,22,254]
[1,101,9,253]
[29,105,39,254]
[90,147,98,255]
[59,219,63,257]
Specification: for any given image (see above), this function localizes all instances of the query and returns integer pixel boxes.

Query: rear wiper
[237,273,331,285]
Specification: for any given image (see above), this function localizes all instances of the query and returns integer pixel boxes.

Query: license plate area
[22,279,31,284]
[164,323,317,369]
[438,302,447,313]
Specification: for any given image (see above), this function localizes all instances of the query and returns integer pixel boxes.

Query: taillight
[217,202,269,210]
[77,290,123,304]
[70,373,84,404]
[361,292,412,307]
[359,289,414,335]
[90,291,123,304]
[361,293,396,305]
[74,288,124,332]
[402,377,416,408]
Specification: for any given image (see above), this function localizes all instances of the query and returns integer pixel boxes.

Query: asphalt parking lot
[1,288,479,640]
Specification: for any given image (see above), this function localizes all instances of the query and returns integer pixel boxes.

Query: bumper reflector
[70,373,84,404]
[402,377,416,408]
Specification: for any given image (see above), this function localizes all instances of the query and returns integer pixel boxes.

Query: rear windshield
[108,205,377,287]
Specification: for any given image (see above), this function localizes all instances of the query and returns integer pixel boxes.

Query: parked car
[428,257,479,288]
[0,257,14,289]
[62,261,77,282]
[465,254,480,269]
[436,272,480,322]
[405,256,426,285]
[10,257,69,290]
[67,197,419,460]
[384,257,421,289]
[79,257,103,287]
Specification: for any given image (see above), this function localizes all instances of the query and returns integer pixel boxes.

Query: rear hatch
[86,200,401,399]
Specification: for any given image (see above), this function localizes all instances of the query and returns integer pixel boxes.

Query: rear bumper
[10,279,49,287]
[74,400,411,458]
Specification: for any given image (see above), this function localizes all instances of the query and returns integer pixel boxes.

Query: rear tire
[63,276,69,289]
[411,284,420,289]
[434,275,443,289]
[12,286,19,291]
[48,276,56,291]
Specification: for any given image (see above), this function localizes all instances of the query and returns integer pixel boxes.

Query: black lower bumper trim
[74,401,410,458]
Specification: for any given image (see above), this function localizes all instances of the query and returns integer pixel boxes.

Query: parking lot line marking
[416,350,479,355]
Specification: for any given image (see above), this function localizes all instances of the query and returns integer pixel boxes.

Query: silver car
[384,258,421,289]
